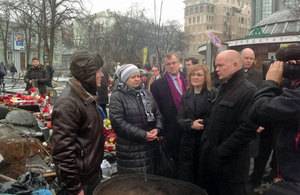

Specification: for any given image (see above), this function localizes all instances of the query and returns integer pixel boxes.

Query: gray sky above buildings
[86,0,185,25]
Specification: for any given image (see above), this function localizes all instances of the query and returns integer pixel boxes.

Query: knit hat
[117,64,140,82]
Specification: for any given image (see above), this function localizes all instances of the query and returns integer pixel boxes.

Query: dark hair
[32,57,39,61]
[185,57,199,65]
[163,53,178,60]
[152,65,160,71]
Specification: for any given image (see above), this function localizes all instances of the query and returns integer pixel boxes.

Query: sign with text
[206,32,222,48]
[13,32,25,50]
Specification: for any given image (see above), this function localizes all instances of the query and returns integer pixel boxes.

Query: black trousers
[203,176,246,195]
[251,127,277,183]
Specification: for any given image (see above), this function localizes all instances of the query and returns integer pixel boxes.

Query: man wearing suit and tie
[150,53,188,177]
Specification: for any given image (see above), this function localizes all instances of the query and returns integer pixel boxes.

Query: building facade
[252,0,299,25]
[198,7,300,70]
[0,28,63,72]
[184,0,252,60]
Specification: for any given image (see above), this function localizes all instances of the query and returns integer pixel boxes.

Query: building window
[190,7,194,14]
[207,5,210,13]
[273,23,286,34]
[197,16,200,23]
[200,5,203,12]
[286,21,299,33]
[195,6,199,13]
[185,8,189,16]
[32,52,37,59]
[193,17,196,24]
[211,7,214,13]
[189,18,192,24]
[54,54,60,64]
[7,51,12,61]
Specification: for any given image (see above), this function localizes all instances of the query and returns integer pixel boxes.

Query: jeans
[11,72,15,81]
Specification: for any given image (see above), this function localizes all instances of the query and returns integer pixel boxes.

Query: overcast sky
[85,0,185,25]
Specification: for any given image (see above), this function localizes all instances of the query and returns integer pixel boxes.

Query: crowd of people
[48,46,299,195]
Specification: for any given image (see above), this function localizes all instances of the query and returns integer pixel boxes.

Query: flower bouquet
[103,119,116,152]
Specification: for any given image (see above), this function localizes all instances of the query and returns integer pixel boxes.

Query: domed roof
[248,7,300,37]
[254,8,299,27]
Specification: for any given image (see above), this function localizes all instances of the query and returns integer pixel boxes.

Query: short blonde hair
[187,64,212,91]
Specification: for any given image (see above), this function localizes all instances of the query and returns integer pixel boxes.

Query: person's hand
[266,61,284,84]
[146,129,158,141]
[256,126,265,133]
[77,189,84,195]
[191,119,204,130]
[29,80,32,84]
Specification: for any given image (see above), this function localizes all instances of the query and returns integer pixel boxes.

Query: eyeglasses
[165,61,178,66]
[151,69,159,72]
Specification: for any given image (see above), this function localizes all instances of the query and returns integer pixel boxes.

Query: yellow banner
[143,47,147,65]
[280,43,296,48]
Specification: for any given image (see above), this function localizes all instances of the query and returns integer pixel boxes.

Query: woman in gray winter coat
[109,64,163,175]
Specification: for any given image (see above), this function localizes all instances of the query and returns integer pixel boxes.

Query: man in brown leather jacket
[52,50,105,195]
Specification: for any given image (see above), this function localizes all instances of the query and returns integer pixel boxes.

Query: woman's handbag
[157,139,176,178]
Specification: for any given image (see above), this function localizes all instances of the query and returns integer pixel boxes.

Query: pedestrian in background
[0,62,7,93]
[145,65,161,91]
[45,61,54,87]
[10,63,17,82]
[24,58,49,95]
[97,65,109,117]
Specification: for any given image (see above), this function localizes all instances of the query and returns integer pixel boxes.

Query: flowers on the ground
[104,119,116,152]
[0,89,52,121]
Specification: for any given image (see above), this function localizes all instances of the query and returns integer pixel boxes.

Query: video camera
[262,44,300,80]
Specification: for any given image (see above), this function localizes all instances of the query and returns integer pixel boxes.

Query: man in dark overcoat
[150,53,188,177]
[199,50,257,194]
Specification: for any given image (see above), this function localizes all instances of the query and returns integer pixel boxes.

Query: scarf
[165,72,188,110]
[117,81,156,122]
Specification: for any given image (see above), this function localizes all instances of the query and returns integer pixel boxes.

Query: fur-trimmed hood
[68,77,97,105]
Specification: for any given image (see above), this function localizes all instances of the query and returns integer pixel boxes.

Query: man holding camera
[250,46,300,194]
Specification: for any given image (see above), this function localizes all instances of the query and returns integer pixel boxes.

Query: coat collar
[224,68,245,87]
[69,77,97,105]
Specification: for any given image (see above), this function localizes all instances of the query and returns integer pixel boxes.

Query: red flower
[22,95,28,100]
[16,93,22,98]
[42,106,50,113]
[29,88,36,93]
[46,122,52,128]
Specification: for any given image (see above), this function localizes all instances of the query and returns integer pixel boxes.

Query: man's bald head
[241,48,255,69]
[215,50,242,82]
[218,50,243,68]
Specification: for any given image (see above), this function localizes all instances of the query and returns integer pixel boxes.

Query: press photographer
[250,44,300,195]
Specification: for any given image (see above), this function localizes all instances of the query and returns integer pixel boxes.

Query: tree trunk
[3,19,9,68]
